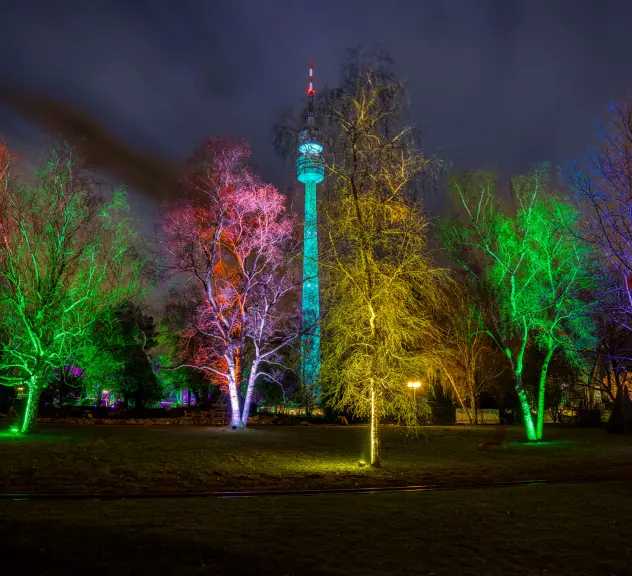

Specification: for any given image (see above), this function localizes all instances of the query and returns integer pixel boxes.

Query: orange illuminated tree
[431,283,506,424]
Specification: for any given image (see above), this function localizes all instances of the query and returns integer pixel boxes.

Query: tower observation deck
[296,62,324,402]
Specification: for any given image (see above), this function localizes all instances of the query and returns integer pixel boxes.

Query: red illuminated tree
[163,138,298,428]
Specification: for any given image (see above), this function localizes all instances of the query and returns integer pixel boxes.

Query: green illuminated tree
[319,54,445,466]
[444,167,597,440]
[526,195,597,437]
[0,141,144,432]
[74,311,125,405]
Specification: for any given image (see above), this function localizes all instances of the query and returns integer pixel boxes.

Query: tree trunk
[607,384,632,435]
[370,384,381,467]
[234,350,241,395]
[512,319,537,440]
[466,372,477,424]
[515,372,537,441]
[536,347,554,440]
[241,363,258,426]
[21,381,42,434]
[226,359,243,428]
[470,394,478,424]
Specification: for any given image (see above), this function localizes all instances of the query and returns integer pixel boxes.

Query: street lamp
[407,381,422,438]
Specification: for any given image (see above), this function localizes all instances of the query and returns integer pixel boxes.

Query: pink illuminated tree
[163,138,299,427]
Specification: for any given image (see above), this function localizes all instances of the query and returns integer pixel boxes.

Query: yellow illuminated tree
[320,53,446,466]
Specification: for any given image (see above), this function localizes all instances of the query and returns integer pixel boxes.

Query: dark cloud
[0,87,181,200]
[0,0,631,196]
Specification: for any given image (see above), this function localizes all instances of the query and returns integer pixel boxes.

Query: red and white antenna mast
[307,61,315,123]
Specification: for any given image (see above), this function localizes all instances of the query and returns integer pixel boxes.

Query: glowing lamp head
[298,127,324,155]
[407,381,422,389]
[298,141,323,155]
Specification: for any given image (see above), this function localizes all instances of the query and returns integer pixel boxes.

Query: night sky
[1,0,632,210]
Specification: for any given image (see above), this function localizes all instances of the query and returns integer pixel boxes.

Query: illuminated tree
[526,195,597,437]
[432,282,506,424]
[163,138,298,428]
[444,167,597,440]
[0,140,143,432]
[319,55,445,466]
[74,311,125,405]
[571,100,632,314]
[570,99,632,432]
[581,320,632,407]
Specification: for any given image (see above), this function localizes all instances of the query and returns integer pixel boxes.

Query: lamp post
[407,381,422,438]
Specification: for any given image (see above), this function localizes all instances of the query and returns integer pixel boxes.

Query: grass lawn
[1,480,631,575]
[1,423,631,494]
[2,424,631,575]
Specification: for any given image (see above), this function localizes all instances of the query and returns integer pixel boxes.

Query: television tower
[296,62,324,402]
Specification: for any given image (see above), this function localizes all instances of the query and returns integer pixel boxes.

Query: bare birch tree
[319,53,445,466]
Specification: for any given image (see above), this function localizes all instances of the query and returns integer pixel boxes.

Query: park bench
[478,425,508,449]
[190,405,231,426]
[210,405,230,426]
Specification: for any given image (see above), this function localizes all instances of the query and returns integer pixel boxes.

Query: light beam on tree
[318,52,445,466]
[0,140,144,433]
[163,138,299,428]
[444,167,597,441]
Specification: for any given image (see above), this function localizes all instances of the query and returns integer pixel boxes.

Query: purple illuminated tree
[163,138,299,428]
[571,99,632,432]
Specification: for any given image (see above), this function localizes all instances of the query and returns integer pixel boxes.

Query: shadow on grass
[0,518,334,576]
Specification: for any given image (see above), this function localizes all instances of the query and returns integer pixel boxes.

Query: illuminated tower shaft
[297,62,324,401]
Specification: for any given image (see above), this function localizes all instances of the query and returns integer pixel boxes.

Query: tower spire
[307,61,315,124]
